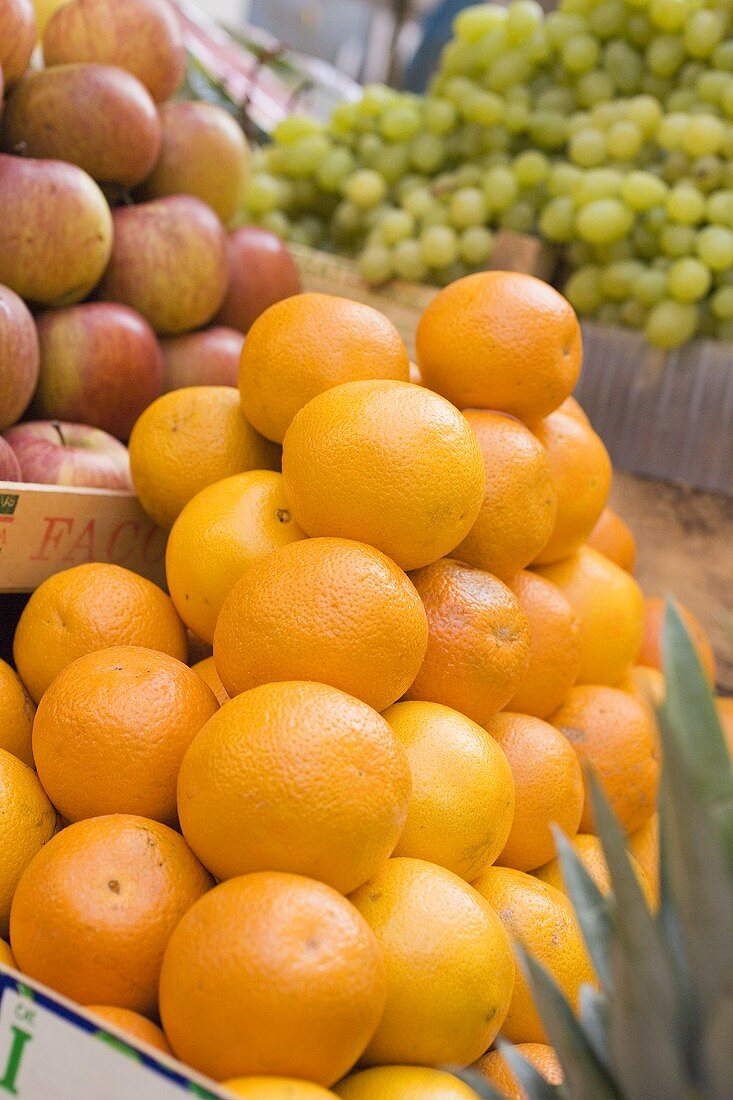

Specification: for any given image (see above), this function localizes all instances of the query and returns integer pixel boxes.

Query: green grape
[568,240,595,266]
[626,13,654,48]
[434,260,471,287]
[645,299,699,347]
[715,318,733,340]
[649,0,688,34]
[713,40,733,73]
[420,225,459,267]
[632,266,668,304]
[548,162,583,196]
[358,243,393,284]
[258,210,290,238]
[454,3,507,44]
[536,87,577,113]
[344,169,388,209]
[424,98,458,135]
[561,34,601,73]
[575,167,623,202]
[607,120,644,159]
[620,170,668,211]
[375,143,411,184]
[660,223,697,256]
[504,101,531,133]
[513,150,550,186]
[402,185,434,219]
[330,102,359,136]
[619,299,649,327]
[603,40,644,94]
[485,50,533,92]
[695,224,733,269]
[289,179,319,209]
[377,208,415,245]
[706,189,733,225]
[666,89,698,112]
[545,12,587,47]
[596,239,634,262]
[591,100,622,128]
[357,132,383,166]
[568,111,592,135]
[691,156,723,193]
[569,128,608,167]
[684,10,725,58]
[454,164,483,186]
[407,134,444,174]
[633,225,662,259]
[420,204,450,228]
[245,173,287,215]
[482,165,519,211]
[358,84,395,115]
[392,239,428,281]
[646,35,685,79]
[539,196,577,240]
[506,0,544,45]
[667,256,712,301]
[564,265,603,312]
[333,200,364,235]
[661,150,691,184]
[315,147,356,192]
[500,201,536,233]
[529,111,571,148]
[596,302,622,325]
[459,225,495,264]
[678,60,703,89]
[363,201,392,230]
[576,70,615,106]
[665,183,706,224]
[380,104,422,142]
[625,95,663,137]
[439,39,480,78]
[273,116,324,145]
[588,0,626,39]
[462,89,505,125]
[644,205,668,233]
[449,187,488,227]
[710,285,733,320]
[681,113,726,157]
[641,74,674,99]
[600,259,644,299]
[473,28,509,70]
[575,198,634,244]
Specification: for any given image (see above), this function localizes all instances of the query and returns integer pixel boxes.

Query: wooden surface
[611,471,733,692]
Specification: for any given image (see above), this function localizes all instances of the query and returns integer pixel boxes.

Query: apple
[0,0,37,86]
[0,285,40,431]
[215,226,302,334]
[97,195,229,335]
[0,154,113,307]
[0,436,23,481]
[160,326,244,392]
[43,0,185,103]
[3,420,133,490]
[2,64,162,188]
[33,303,163,440]
[137,101,250,226]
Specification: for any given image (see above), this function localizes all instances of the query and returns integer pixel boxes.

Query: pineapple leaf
[551,826,613,992]
[588,773,689,1100]
[514,942,620,1100]
[700,981,733,1100]
[449,1066,508,1100]
[578,984,613,1078]
[496,1038,563,1099]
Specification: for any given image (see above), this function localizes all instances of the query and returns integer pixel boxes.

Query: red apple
[215,226,302,334]
[0,284,40,430]
[160,326,243,392]
[0,435,22,481]
[3,420,132,490]
[33,303,163,440]
[0,0,37,87]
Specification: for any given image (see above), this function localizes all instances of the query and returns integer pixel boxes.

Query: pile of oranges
[0,271,728,1100]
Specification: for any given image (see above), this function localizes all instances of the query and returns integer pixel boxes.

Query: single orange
[415,271,582,424]
[10,815,212,1015]
[0,938,15,969]
[281,380,485,571]
[349,857,514,1068]
[453,410,557,581]
[472,866,594,1044]
[0,658,35,767]
[382,701,515,881]
[473,1044,563,1098]
[13,562,187,703]
[627,814,660,903]
[532,411,612,565]
[587,506,637,572]
[335,1067,478,1099]
[159,872,386,1085]
[535,833,656,908]
[556,395,590,425]
[534,546,645,686]
[506,570,582,719]
[223,1080,335,1099]
[86,1006,172,1055]
[0,749,57,937]
[550,685,660,835]
[213,537,428,713]
[486,713,584,873]
[638,596,716,686]
[718,696,733,758]
[33,645,218,826]
[177,681,411,894]
[165,470,306,644]
[190,656,229,706]
[129,386,279,529]
[405,558,530,726]
[239,292,410,443]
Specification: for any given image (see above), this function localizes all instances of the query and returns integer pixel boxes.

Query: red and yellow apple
[0,0,37,86]
[0,284,40,431]
[216,226,302,333]
[3,420,132,489]
[0,436,23,481]
[160,326,243,392]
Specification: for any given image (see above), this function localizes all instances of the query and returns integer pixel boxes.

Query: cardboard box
[0,964,229,1098]
[0,483,166,594]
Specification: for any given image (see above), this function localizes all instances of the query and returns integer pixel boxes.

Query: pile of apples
[0,0,301,490]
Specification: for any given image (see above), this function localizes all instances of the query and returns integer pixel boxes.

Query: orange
[405,558,530,726]
[627,814,660,903]
[33,646,218,826]
[587,506,637,572]
[349,857,514,1067]
[178,681,410,893]
[281,380,485,571]
[239,293,410,444]
[0,657,35,767]
[382,701,515,881]
[13,562,187,703]
[485,713,584,873]
[531,411,612,565]
[334,1067,479,1099]
[0,939,15,969]
[0,749,57,937]
[620,665,666,710]
[191,656,229,706]
[638,596,716,686]
[159,872,386,1085]
[534,546,645,686]
[129,386,279,529]
[472,866,594,1044]
[718,696,733,757]
[415,271,582,424]
[10,815,211,1015]
[223,1081,335,1099]
[556,395,590,425]
[535,833,656,908]
[550,685,660,835]
[213,537,428,712]
[506,570,582,719]
[473,1044,563,1098]
[86,1006,172,1055]
[452,411,557,581]
[165,470,306,644]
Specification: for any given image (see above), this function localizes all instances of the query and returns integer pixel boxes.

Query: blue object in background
[402,0,475,92]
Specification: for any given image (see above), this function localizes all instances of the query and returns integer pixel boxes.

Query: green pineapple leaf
[496,1039,563,1098]
[577,984,613,1077]
[551,826,614,992]
[514,942,620,1100]
[449,1066,508,1099]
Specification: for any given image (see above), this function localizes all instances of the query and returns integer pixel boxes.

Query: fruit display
[243,0,733,347]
